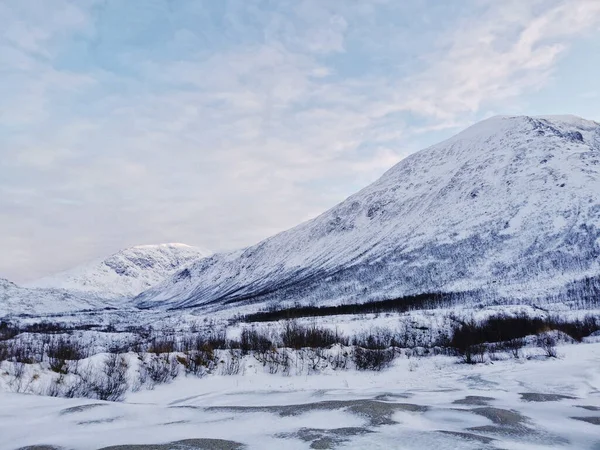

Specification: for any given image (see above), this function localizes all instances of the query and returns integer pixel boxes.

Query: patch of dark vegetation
[0,319,124,339]
[280,321,349,349]
[241,292,461,323]
[0,332,91,368]
[449,313,599,363]
[560,275,600,310]
[352,347,395,371]
[238,328,273,354]
[47,336,89,373]
[0,320,20,340]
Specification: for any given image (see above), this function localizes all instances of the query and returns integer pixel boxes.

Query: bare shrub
[96,354,129,401]
[281,322,346,349]
[255,348,284,374]
[505,338,524,359]
[181,349,215,377]
[47,337,86,373]
[45,374,65,397]
[459,344,488,364]
[472,344,486,364]
[329,348,350,370]
[254,348,292,375]
[220,350,242,376]
[537,334,557,358]
[306,348,326,373]
[353,328,397,350]
[7,361,28,392]
[47,336,87,361]
[67,354,129,401]
[3,339,42,364]
[0,340,9,362]
[148,335,177,355]
[180,330,228,354]
[353,347,395,371]
[142,354,179,386]
[240,328,272,354]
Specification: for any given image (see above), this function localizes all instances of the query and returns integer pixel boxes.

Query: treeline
[0,320,115,340]
[449,313,599,363]
[450,313,599,351]
[241,292,461,323]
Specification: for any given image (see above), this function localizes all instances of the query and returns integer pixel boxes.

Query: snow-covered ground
[1,341,599,450]
[0,277,103,317]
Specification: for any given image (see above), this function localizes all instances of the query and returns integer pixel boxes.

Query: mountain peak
[475,114,594,124]
[446,114,597,142]
[131,243,193,250]
[137,114,600,310]
[26,243,211,300]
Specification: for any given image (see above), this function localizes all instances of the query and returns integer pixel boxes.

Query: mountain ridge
[135,115,600,311]
[1,277,99,317]
[26,243,211,300]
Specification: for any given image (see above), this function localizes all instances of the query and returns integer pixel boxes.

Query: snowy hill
[26,244,210,300]
[136,115,600,311]
[0,278,99,317]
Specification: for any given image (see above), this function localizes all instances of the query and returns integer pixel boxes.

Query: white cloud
[394,0,600,120]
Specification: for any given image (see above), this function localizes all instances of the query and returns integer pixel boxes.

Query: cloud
[394,0,600,120]
[1,0,599,282]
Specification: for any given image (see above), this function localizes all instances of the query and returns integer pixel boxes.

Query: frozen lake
[2,342,600,449]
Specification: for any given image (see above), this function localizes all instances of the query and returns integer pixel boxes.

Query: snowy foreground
[2,341,599,450]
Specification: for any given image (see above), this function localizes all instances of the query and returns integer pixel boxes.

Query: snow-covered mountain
[0,278,99,317]
[136,115,600,311]
[26,244,210,300]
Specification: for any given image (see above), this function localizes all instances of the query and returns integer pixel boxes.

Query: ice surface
[1,341,599,449]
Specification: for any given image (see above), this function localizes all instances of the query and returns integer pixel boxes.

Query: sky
[1,0,600,283]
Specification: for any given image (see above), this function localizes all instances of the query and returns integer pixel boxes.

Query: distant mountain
[26,243,210,300]
[136,115,600,311]
[0,277,98,317]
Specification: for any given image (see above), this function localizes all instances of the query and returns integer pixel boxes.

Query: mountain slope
[27,244,210,300]
[136,115,600,310]
[0,278,99,317]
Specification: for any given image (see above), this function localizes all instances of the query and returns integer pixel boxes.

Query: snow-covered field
[1,341,599,450]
